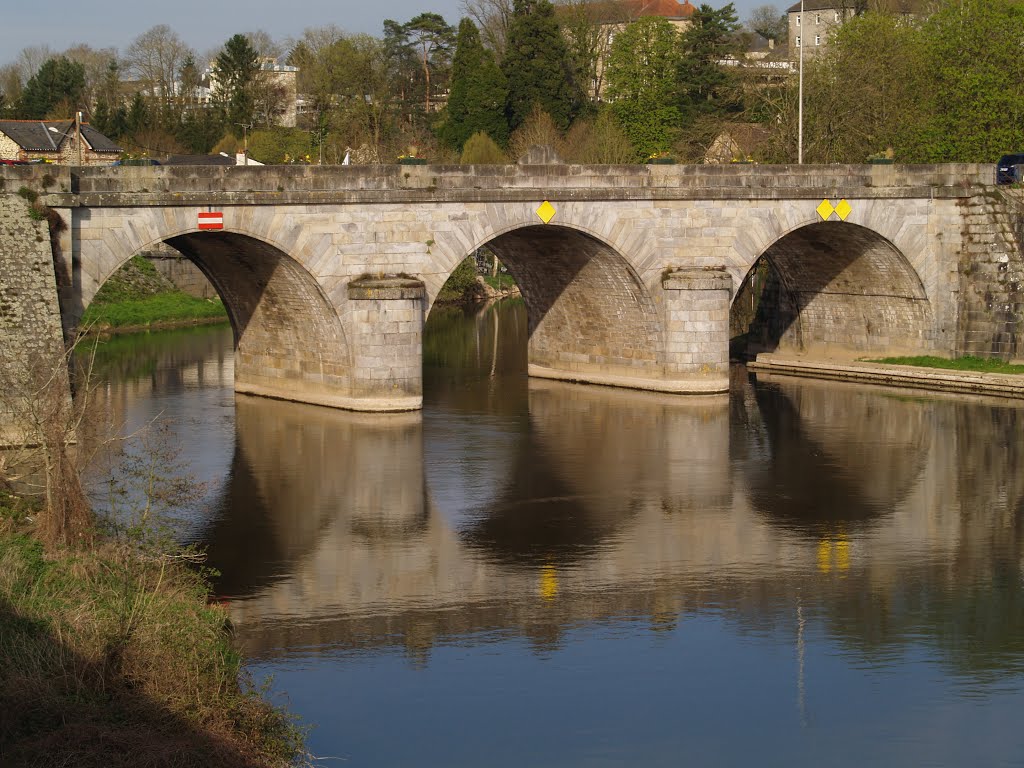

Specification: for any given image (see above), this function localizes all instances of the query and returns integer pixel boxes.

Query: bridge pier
[660,268,733,393]
[345,277,425,412]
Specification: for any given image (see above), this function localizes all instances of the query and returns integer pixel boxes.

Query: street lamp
[235,122,252,165]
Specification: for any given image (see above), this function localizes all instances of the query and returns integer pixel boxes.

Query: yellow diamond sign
[816,199,836,220]
[536,200,556,224]
[835,199,852,221]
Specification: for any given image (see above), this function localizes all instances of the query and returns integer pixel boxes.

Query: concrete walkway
[749,354,1024,399]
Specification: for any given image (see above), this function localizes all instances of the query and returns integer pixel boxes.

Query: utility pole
[797,0,805,165]
[75,110,83,166]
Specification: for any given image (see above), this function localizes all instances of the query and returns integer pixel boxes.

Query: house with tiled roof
[0,120,121,165]
[582,0,698,99]
[623,0,697,28]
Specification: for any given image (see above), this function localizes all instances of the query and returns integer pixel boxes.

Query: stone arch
[732,220,935,358]
[433,221,665,388]
[78,213,354,410]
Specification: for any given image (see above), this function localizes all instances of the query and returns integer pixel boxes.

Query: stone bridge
[1,160,1021,412]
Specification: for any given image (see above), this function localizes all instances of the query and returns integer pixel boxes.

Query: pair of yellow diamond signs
[533,199,853,225]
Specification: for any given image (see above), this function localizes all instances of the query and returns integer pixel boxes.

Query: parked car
[996,153,1024,184]
[0,159,27,165]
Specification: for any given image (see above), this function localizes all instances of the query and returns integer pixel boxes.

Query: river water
[83,301,1024,767]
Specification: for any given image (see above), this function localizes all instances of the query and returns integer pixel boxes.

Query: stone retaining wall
[956,191,1024,359]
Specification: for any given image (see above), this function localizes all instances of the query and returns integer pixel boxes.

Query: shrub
[460,132,507,164]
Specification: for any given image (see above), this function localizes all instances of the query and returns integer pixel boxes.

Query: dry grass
[0,507,303,767]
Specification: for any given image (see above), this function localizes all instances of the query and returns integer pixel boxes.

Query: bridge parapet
[0,162,993,208]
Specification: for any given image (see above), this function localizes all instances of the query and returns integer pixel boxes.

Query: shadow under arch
[438,224,664,385]
[731,221,934,359]
[101,230,354,408]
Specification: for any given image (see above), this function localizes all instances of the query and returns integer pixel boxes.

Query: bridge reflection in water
[136,305,1021,685]
[83,305,1024,764]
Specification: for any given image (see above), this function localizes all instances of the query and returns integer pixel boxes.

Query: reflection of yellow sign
[817,535,851,573]
[817,199,852,221]
[536,201,556,224]
[539,564,559,601]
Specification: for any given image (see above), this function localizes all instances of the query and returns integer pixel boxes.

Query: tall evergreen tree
[677,3,742,124]
[502,0,584,133]
[214,34,261,128]
[404,13,457,113]
[18,56,86,118]
[441,19,510,151]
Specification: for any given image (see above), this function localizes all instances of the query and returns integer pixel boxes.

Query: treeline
[0,0,1021,165]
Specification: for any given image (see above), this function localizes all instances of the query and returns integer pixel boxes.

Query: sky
[1,0,767,67]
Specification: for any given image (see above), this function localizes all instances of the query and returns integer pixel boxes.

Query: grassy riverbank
[81,256,227,332]
[867,355,1024,375]
[0,491,303,766]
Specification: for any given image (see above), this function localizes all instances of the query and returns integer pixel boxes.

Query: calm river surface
[83,301,1024,767]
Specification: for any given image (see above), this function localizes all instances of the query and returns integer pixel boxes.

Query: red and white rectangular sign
[198,211,223,230]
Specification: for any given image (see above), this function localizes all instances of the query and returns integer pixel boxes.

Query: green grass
[81,292,228,330]
[0,500,303,766]
[484,274,517,291]
[866,355,1024,375]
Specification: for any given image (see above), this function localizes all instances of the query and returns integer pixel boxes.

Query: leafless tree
[123,25,194,104]
[461,0,515,57]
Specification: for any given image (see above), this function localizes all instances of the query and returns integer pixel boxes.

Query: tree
[605,16,682,158]
[0,64,23,117]
[289,27,397,160]
[758,0,1024,164]
[91,61,128,139]
[913,0,1024,162]
[677,3,742,125]
[17,56,86,118]
[62,45,119,113]
[440,19,510,151]
[562,109,636,163]
[557,0,631,102]
[123,25,193,108]
[214,34,261,129]
[461,0,516,56]
[503,0,585,132]
[747,4,788,43]
[403,13,457,114]
[798,10,926,163]
[508,104,565,159]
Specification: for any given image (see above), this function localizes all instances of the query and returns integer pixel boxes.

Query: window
[815,13,821,24]
[834,11,840,21]
[796,35,801,46]
[796,14,801,25]
[815,35,821,45]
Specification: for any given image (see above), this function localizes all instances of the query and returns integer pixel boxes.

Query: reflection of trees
[76,324,232,389]
[423,298,529,417]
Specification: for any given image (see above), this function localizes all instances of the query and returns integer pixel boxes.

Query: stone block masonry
[347,277,425,411]
[662,268,733,392]
[1,161,1018,413]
